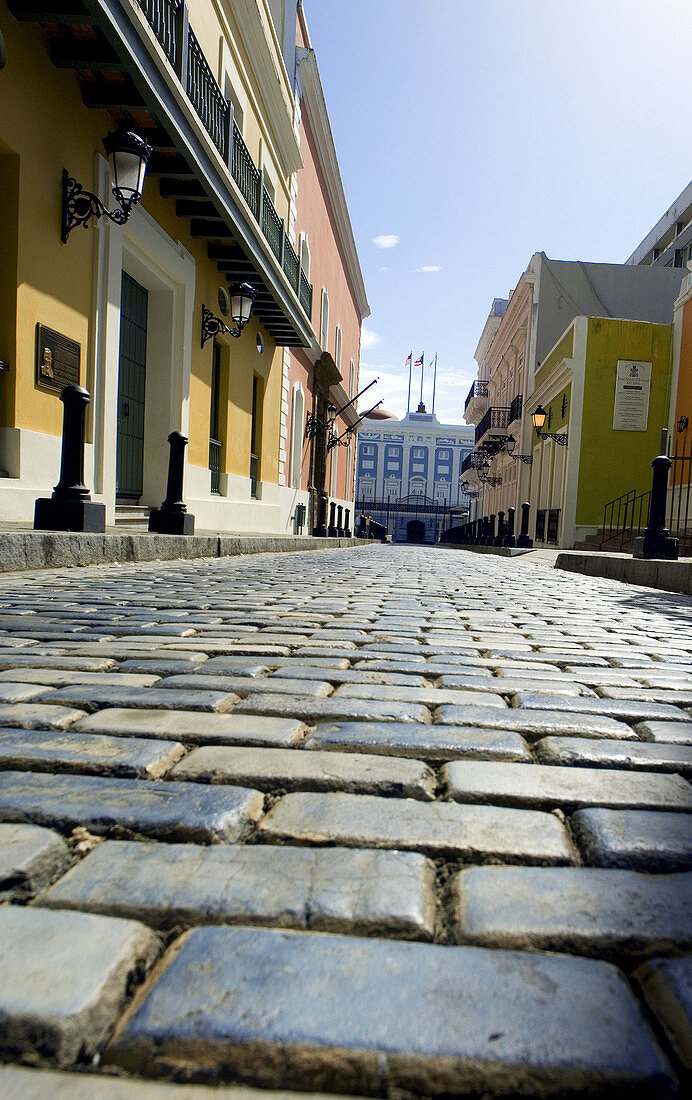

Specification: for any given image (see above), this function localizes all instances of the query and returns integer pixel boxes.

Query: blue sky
[305,0,692,423]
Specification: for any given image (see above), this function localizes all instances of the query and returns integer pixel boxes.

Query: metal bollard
[328,501,338,537]
[494,510,505,547]
[34,384,106,532]
[517,502,533,548]
[313,492,328,538]
[148,431,195,535]
[503,506,516,548]
[344,507,351,538]
[633,454,679,559]
[336,504,344,537]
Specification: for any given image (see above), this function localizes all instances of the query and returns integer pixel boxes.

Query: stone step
[104,924,676,1096]
[114,505,150,526]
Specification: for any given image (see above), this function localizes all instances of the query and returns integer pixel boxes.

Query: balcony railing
[135,1,313,318]
[187,27,229,158]
[209,438,222,494]
[461,451,488,473]
[232,123,261,219]
[509,393,523,424]
[135,0,180,68]
[464,379,489,412]
[262,186,284,263]
[475,406,511,445]
[299,269,313,319]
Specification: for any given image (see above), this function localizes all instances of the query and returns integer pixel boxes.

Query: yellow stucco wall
[0,3,282,488]
[576,318,673,524]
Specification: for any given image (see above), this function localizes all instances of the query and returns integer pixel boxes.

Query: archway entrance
[406,519,426,543]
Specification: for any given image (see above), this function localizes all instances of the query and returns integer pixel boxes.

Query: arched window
[290,384,305,489]
[300,234,311,280]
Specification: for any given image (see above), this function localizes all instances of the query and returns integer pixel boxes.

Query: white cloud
[372,234,400,249]
[413,264,442,273]
[360,325,381,350]
[378,266,390,273]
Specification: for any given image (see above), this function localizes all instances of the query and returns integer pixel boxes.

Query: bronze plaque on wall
[36,325,80,393]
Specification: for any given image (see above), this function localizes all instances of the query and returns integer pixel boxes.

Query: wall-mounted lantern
[677,415,689,433]
[62,123,152,243]
[201,282,257,347]
[532,404,568,446]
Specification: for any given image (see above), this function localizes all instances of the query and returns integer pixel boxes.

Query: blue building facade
[355,405,475,542]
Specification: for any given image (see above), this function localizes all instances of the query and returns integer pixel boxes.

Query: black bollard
[313,492,328,537]
[344,507,351,538]
[633,455,679,559]
[488,514,496,545]
[327,501,338,537]
[336,504,344,537]
[503,506,516,548]
[34,384,106,532]
[148,431,195,534]
[517,501,533,548]
[494,510,505,547]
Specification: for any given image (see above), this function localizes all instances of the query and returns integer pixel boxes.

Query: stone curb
[556,552,692,595]
[0,532,369,574]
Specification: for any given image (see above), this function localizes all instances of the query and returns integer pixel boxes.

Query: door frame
[90,154,195,522]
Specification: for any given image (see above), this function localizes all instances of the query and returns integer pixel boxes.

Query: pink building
[281,4,369,536]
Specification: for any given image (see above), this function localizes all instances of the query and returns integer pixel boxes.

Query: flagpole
[431,354,438,415]
[406,352,412,415]
[419,353,424,406]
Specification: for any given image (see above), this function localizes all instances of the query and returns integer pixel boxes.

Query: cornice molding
[296,47,370,320]
[218,0,302,175]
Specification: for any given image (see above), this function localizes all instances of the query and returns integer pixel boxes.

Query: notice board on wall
[613,360,652,432]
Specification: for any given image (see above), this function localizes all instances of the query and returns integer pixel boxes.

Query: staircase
[114,505,150,528]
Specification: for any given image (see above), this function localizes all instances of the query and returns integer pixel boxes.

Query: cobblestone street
[0,544,691,1098]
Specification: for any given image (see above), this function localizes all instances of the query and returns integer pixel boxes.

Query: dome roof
[364,407,398,420]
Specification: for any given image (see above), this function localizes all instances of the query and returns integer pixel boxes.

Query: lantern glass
[103,126,151,202]
[505,436,516,455]
[230,282,256,326]
[532,405,547,431]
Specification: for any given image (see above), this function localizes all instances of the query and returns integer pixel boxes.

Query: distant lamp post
[62,123,152,242]
[532,404,568,446]
[201,282,257,347]
[677,415,689,433]
[505,434,533,464]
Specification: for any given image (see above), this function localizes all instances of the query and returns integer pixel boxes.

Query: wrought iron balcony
[464,379,489,412]
[475,406,511,445]
[509,393,523,424]
[135,1,313,318]
[461,450,489,474]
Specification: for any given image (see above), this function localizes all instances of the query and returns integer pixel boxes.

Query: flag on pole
[404,352,412,368]
[414,353,424,368]
[405,351,413,414]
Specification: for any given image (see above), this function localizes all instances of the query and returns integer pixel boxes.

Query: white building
[355,403,475,542]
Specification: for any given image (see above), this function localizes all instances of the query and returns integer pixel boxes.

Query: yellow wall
[0,3,281,488]
[576,318,673,524]
[0,12,111,438]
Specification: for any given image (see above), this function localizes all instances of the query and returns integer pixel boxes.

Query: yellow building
[0,0,340,532]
